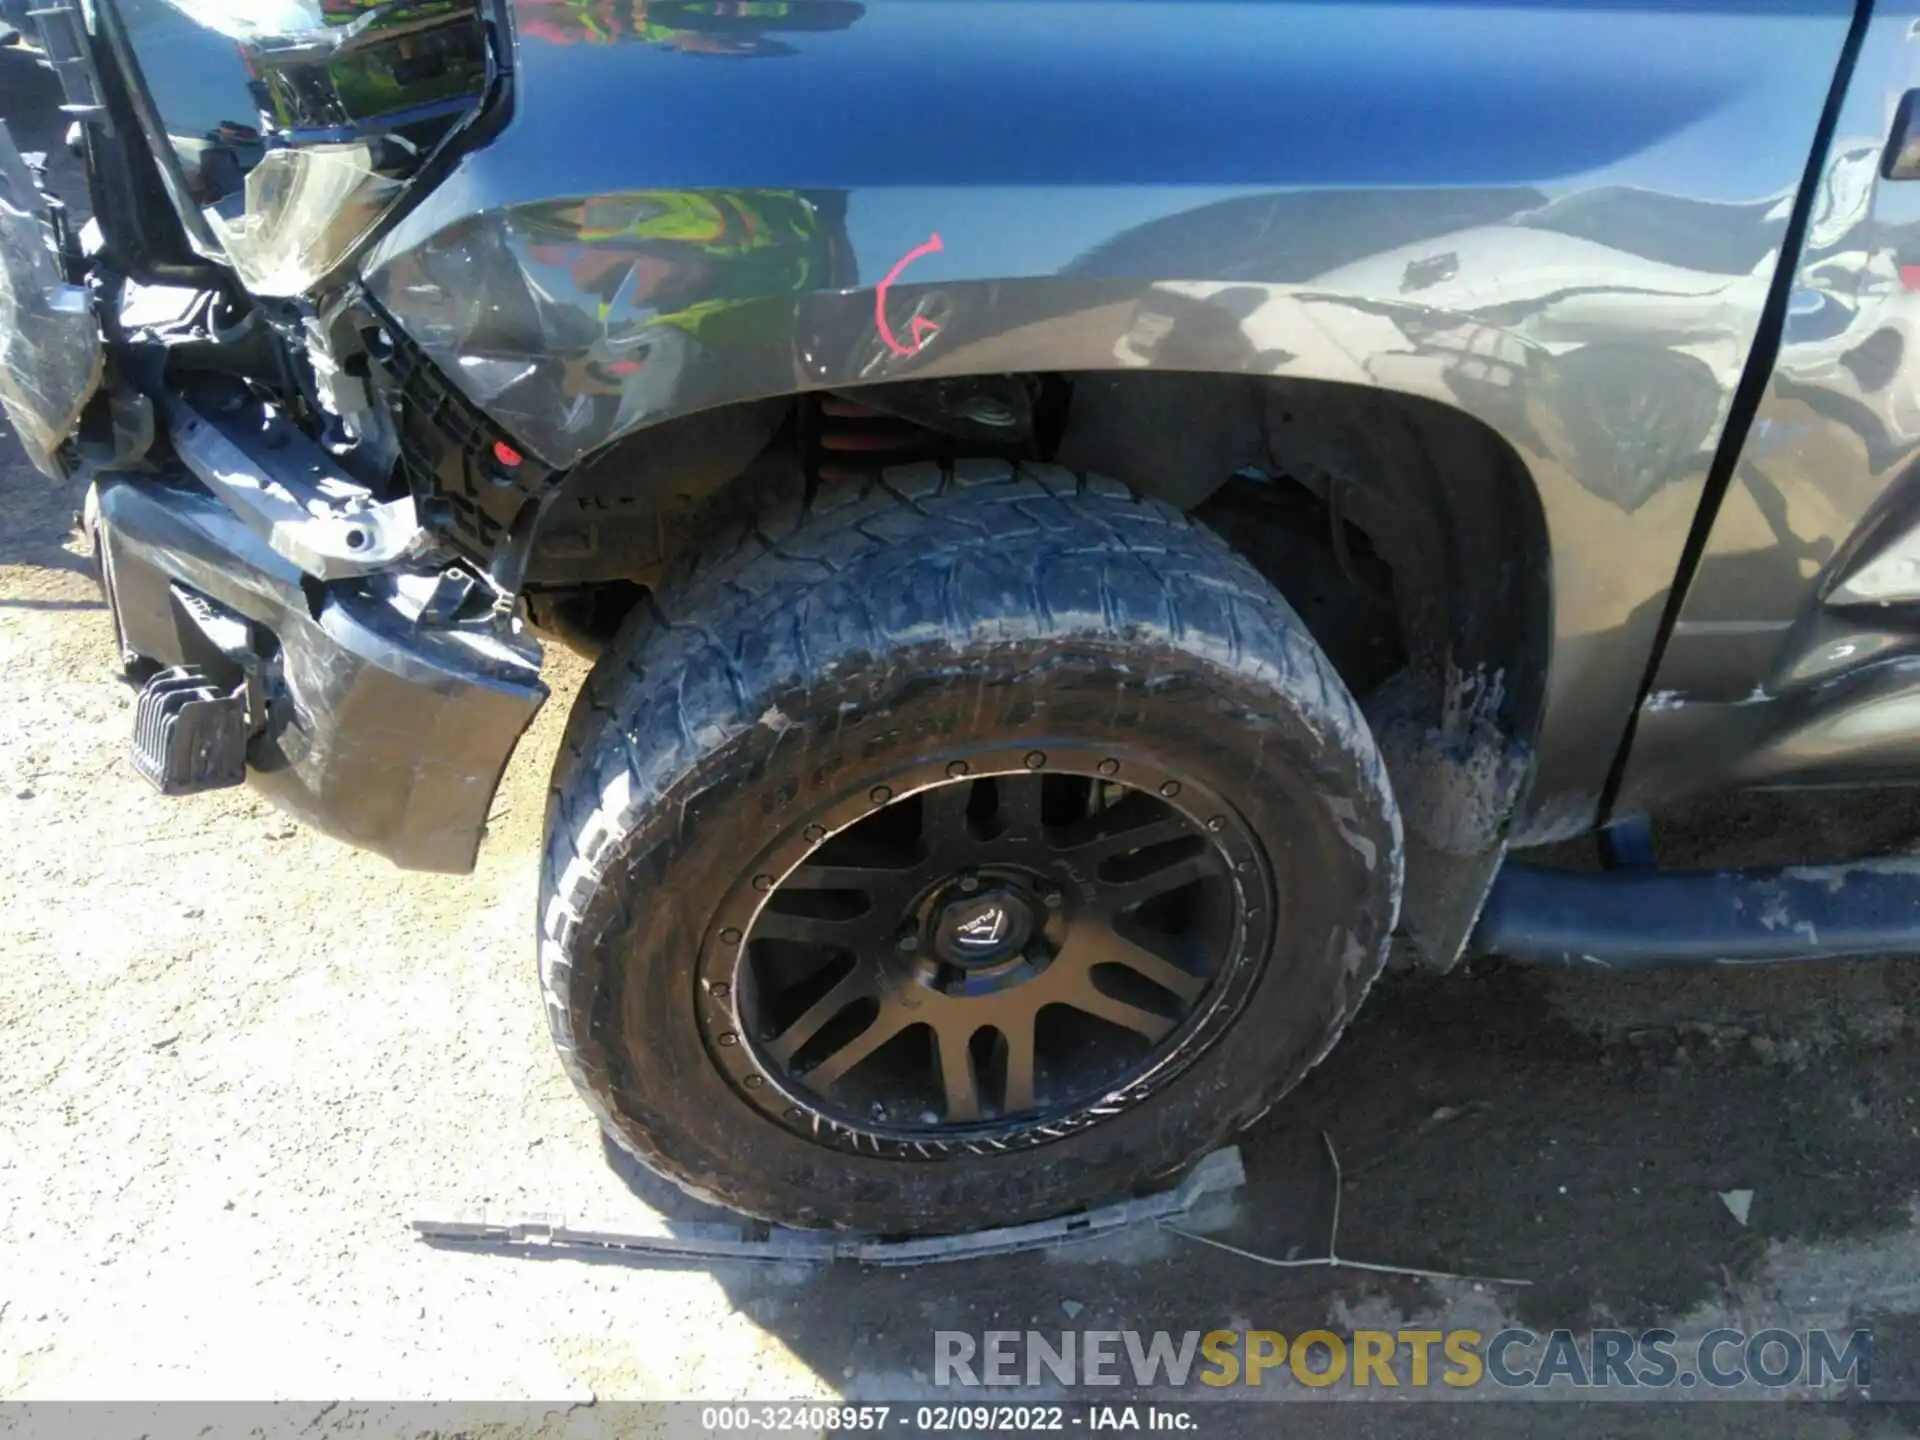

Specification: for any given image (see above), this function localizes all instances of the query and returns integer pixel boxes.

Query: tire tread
[539,463,1401,1223]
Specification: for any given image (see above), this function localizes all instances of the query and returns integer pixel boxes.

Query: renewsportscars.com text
[934,1327,1871,1392]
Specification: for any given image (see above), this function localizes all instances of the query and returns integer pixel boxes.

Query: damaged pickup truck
[8,0,1920,1232]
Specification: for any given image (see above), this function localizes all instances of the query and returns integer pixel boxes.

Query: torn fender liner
[0,120,100,477]
[414,1148,1246,1267]
[95,475,545,872]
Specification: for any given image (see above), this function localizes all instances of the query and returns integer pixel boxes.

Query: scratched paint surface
[875,233,945,358]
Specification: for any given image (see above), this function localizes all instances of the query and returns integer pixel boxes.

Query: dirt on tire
[540,461,1400,1232]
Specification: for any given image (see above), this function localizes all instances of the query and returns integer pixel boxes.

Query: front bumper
[94,473,546,873]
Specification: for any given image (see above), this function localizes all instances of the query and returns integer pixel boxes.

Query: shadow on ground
[597,806,1920,1415]
[652,958,1920,1376]
[579,794,1920,1423]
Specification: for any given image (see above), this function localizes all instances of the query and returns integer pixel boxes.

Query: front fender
[362,0,1856,838]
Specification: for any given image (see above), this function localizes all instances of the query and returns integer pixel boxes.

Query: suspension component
[811,377,1037,483]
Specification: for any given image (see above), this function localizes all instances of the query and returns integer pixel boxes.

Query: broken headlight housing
[102,0,495,297]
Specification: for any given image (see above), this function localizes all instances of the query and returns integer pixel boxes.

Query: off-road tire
[540,460,1402,1233]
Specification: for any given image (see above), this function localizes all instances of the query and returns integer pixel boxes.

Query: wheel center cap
[934,889,1034,965]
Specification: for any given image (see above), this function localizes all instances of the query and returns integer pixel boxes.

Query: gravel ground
[7,44,1920,1437]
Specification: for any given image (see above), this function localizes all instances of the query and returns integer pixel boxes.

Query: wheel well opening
[523,372,1552,883]
[1050,371,1550,747]
[525,370,1550,967]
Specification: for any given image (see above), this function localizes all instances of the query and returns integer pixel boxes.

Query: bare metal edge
[170,398,423,582]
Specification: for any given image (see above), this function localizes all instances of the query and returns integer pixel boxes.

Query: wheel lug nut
[743,1074,765,1089]
[870,785,892,805]
[710,982,731,999]
[947,760,970,778]
[897,933,920,952]
[1160,781,1182,798]
[752,873,774,891]
[803,824,827,843]
[958,875,980,893]
[1024,751,1047,769]
[1043,889,1063,908]
[717,1031,739,1047]
[720,927,742,945]
[785,1107,805,1121]
[1098,759,1120,777]
[1208,816,1224,832]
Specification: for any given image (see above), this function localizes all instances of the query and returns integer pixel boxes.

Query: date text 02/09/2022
[696,1405,1196,1433]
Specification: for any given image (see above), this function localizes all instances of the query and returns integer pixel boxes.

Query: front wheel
[540,461,1401,1233]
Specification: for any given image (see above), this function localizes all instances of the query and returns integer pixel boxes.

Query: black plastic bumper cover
[94,475,547,873]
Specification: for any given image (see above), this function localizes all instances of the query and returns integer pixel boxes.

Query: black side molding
[1470,859,1920,968]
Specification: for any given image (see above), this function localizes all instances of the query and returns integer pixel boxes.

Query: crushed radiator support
[413,1147,1244,1268]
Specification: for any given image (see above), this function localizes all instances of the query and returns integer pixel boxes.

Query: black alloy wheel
[700,749,1272,1151]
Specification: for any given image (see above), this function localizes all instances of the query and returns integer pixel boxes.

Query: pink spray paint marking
[874,232,945,356]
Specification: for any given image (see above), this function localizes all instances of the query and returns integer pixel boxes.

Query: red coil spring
[812,397,947,482]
